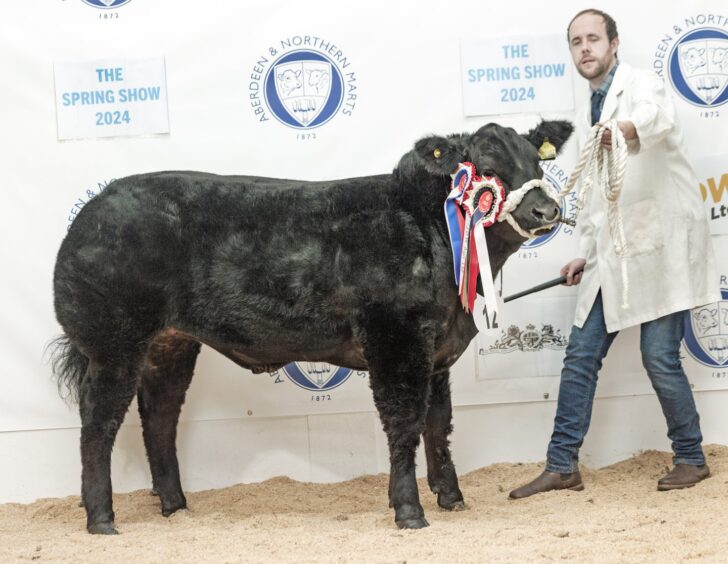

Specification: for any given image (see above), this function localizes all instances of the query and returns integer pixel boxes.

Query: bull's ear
[523,120,574,157]
[413,136,462,175]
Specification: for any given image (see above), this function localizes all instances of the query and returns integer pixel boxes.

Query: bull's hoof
[439,499,466,511]
[161,499,187,517]
[161,505,187,517]
[437,492,466,511]
[87,521,119,535]
[396,517,429,529]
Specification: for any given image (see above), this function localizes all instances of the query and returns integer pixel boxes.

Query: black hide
[51,119,573,534]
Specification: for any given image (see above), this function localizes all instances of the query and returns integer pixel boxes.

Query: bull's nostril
[532,206,561,223]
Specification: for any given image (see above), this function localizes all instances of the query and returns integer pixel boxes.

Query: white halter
[497,178,560,239]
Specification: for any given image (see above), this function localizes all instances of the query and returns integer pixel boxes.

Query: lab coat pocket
[620,200,664,256]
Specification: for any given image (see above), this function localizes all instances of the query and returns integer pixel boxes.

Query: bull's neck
[486,232,525,278]
[390,167,451,223]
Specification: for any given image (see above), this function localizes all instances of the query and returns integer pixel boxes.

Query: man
[509,9,720,499]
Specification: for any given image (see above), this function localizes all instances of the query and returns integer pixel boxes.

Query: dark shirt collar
[592,61,619,97]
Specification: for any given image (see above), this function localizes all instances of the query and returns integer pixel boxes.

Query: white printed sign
[54,57,170,140]
[461,35,574,116]
[476,294,574,381]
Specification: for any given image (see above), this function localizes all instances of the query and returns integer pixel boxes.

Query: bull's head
[412,120,574,243]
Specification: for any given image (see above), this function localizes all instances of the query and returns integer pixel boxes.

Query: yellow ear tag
[433,148,442,159]
[538,137,556,160]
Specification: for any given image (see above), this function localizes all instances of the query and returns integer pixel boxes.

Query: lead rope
[559,120,630,308]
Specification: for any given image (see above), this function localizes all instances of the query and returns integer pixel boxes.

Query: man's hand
[598,120,637,150]
[560,258,586,286]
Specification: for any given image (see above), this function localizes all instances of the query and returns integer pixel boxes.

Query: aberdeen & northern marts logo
[653,15,728,111]
[249,35,358,131]
[683,287,728,369]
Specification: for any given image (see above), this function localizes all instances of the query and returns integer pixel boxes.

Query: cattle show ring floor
[1,444,727,563]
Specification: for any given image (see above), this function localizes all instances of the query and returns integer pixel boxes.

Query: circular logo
[683,288,728,368]
[264,50,344,129]
[82,0,132,8]
[282,362,353,391]
[668,28,728,108]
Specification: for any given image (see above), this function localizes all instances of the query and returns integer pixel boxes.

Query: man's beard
[577,59,607,80]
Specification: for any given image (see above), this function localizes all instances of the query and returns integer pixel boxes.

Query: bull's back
[57,170,389,277]
[53,171,400,348]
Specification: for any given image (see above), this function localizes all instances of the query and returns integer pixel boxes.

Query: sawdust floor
[2,445,727,563]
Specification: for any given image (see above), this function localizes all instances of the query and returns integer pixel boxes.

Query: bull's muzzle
[530,202,561,225]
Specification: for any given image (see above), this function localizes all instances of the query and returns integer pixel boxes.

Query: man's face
[568,13,619,84]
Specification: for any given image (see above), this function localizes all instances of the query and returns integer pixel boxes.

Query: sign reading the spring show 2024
[461,35,574,116]
[54,57,169,140]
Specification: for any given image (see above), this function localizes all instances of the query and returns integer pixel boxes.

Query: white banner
[460,34,575,116]
[54,57,169,140]
[1,0,726,430]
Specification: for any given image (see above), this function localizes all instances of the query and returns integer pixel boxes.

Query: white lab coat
[573,63,720,332]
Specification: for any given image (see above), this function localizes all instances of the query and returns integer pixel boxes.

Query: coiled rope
[561,120,629,308]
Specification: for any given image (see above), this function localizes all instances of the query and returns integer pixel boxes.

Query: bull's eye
[482,169,497,178]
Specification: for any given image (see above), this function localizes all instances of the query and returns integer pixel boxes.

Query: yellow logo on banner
[700,172,728,204]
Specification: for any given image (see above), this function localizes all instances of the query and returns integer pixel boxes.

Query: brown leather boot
[509,470,584,499]
[657,464,710,491]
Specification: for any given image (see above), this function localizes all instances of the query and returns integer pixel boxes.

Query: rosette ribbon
[444,162,505,331]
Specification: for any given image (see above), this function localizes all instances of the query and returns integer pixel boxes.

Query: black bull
[51,120,573,534]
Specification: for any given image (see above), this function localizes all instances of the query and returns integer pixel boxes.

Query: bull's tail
[47,335,89,403]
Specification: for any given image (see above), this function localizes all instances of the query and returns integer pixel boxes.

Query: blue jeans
[546,291,705,473]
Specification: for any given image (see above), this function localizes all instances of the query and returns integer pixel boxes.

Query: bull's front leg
[359,310,434,529]
[423,370,464,510]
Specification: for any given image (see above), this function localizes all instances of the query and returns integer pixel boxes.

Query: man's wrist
[619,120,637,141]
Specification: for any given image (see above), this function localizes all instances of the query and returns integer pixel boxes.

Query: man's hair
[567,9,619,44]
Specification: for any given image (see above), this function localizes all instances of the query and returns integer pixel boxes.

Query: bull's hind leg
[138,331,201,517]
[423,370,464,510]
[361,310,434,529]
[79,352,144,535]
